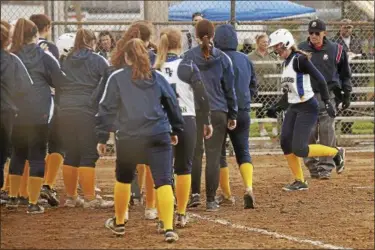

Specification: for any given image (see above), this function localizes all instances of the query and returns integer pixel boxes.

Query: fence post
[230,0,236,26]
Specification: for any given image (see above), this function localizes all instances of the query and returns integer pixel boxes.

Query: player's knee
[116,169,134,184]
[292,145,309,158]
[280,138,292,155]
[154,176,173,189]
[28,160,45,177]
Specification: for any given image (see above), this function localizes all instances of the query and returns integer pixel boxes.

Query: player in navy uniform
[214,24,257,208]
[154,27,212,227]
[184,19,238,211]
[267,29,345,191]
[97,38,184,242]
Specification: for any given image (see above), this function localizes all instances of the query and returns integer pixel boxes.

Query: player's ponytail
[111,25,141,68]
[196,19,214,60]
[70,28,96,55]
[1,20,11,50]
[123,38,151,80]
[154,27,182,69]
[10,18,38,53]
[291,45,312,60]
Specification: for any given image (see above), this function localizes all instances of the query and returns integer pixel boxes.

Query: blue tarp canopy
[169,1,316,21]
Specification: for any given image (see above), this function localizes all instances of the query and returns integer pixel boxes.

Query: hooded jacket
[298,37,352,95]
[182,44,237,120]
[214,24,257,111]
[96,67,184,143]
[0,48,33,115]
[60,48,109,114]
[15,43,63,124]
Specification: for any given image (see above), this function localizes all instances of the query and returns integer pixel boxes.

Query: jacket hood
[123,66,156,89]
[213,24,238,50]
[187,46,222,71]
[69,48,94,65]
[19,43,44,65]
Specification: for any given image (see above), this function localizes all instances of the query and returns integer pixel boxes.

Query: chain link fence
[2,0,374,154]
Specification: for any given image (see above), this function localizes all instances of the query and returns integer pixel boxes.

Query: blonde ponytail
[154,33,169,69]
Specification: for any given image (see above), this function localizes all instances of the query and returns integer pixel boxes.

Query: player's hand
[341,92,351,110]
[203,124,213,139]
[324,101,336,118]
[266,106,278,118]
[171,135,178,145]
[97,143,107,156]
[227,119,237,130]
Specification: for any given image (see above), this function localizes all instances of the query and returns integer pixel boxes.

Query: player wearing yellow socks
[214,24,257,209]
[267,29,345,191]
[97,38,184,242]
[154,27,212,226]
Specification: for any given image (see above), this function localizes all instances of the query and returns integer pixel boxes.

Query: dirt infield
[1,152,374,249]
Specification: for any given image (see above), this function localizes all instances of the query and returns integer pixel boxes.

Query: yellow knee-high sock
[155,192,161,220]
[239,163,254,189]
[27,177,43,204]
[136,164,146,192]
[78,167,96,201]
[9,175,22,198]
[44,154,50,180]
[18,161,30,198]
[145,166,156,209]
[44,153,64,188]
[62,165,79,198]
[285,154,304,182]
[176,174,191,215]
[219,167,231,198]
[156,185,174,231]
[114,181,131,225]
[308,145,338,157]
[2,160,10,192]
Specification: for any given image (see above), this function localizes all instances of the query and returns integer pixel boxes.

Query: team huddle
[1,14,349,243]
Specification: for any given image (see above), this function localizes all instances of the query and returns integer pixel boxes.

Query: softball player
[184,19,238,212]
[59,28,113,208]
[97,38,184,242]
[30,14,63,206]
[0,21,33,199]
[6,18,63,213]
[213,24,257,208]
[154,27,212,227]
[267,29,345,191]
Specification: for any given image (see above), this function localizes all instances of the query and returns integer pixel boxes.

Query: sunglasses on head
[309,31,320,36]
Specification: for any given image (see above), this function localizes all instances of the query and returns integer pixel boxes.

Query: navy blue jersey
[0,49,33,115]
[96,67,184,143]
[15,44,64,124]
[60,48,109,114]
[298,37,351,94]
[183,45,237,120]
[157,54,211,124]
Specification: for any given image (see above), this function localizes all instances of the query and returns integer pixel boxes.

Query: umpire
[299,19,352,179]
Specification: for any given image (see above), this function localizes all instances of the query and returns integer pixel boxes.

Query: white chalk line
[189,213,352,250]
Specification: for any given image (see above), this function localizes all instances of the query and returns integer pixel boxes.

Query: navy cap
[308,19,326,32]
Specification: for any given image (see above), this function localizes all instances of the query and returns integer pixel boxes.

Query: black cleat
[282,180,309,191]
[165,230,179,243]
[333,147,345,174]
[187,193,201,208]
[105,217,125,236]
[243,190,255,209]
[40,185,60,207]
[6,197,19,209]
[18,196,29,206]
[27,203,45,214]
[206,201,220,212]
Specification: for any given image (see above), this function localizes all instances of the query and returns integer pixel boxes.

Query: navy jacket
[214,24,257,111]
[182,45,238,120]
[15,44,63,124]
[60,48,109,114]
[96,67,184,143]
[298,37,352,94]
[0,49,33,115]
[38,38,59,60]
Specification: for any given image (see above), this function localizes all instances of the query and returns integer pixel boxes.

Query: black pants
[48,107,63,155]
[116,133,173,189]
[174,116,196,175]
[0,112,14,188]
[220,110,252,167]
[191,111,227,202]
[9,123,48,178]
[280,98,319,157]
[59,111,98,167]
